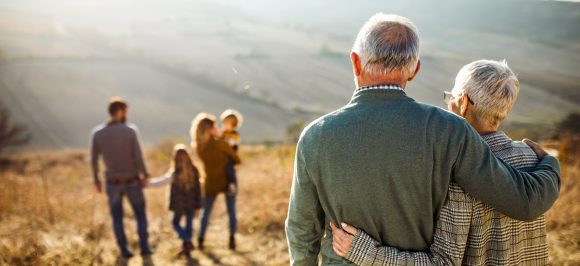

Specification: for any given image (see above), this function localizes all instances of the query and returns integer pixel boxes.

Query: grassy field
[0,143,578,265]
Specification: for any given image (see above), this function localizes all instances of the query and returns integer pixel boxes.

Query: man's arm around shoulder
[452,122,560,221]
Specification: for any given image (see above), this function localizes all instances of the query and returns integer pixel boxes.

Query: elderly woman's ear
[460,94,470,117]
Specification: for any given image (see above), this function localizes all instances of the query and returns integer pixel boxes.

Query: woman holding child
[149,110,243,257]
[191,112,241,251]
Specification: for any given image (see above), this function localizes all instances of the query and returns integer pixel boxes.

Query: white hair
[451,59,520,127]
[352,13,420,76]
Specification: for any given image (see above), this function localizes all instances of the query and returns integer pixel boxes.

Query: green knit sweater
[285,89,560,265]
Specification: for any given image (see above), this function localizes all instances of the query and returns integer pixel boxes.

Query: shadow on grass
[113,254,156,266]
[200,249,260,266]
[114,256,128,266]
[201,250,223,265]
[142,254,155,266]
[233,250,260,266]
[186,256,200,266]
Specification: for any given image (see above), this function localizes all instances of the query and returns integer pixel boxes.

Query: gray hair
[352,13,420,76]
[451,59,520,127]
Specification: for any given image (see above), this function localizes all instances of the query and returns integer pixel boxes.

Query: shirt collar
[354,84,405,95]
[481,131,512,149]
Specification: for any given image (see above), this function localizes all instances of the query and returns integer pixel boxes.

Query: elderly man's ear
[408,60,421,81]
[351,52,362,76]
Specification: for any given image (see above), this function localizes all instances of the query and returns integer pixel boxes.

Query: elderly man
[285,14,560,265]
[332,60,550,265]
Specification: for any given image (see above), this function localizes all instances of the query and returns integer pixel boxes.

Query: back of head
[220,109,243,129]
[108,96,128,124]
[171,144,197,190]
[190,113,216,152]
[108,96,128,116]
[451,59,520,127]
[352,13,420,77]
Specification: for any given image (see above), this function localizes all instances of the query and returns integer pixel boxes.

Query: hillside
[0,0,579,149]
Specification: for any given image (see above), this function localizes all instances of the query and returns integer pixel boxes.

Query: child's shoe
[198,238,204,251]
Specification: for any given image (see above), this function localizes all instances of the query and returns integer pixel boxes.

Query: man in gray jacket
[91,97,153,258]
[285,13,560,265]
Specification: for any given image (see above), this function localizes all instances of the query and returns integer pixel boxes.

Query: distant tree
[556,112,580,138]
[285,118,306,144]
[0,106,31,154]
[555,112,580,167]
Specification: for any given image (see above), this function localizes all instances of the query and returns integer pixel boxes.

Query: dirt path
[104,210,285,266]
[85,191,287,265]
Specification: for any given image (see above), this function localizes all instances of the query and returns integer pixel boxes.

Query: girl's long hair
[190,113,216,153]
[170,144,198,190]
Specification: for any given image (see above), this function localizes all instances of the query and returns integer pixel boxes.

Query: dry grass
[545,162,580,265]
[0,145,294,266]
[0,144,578,265]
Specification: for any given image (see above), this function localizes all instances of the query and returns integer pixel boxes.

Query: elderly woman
[331,60,550,265]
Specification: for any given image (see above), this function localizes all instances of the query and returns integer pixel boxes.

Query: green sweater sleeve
[452,123,560,221]
[285,133,325,266]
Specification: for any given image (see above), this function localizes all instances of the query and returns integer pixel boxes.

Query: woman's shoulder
[214,139,231,148]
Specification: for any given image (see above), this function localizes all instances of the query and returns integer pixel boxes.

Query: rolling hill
[0,0,578,148]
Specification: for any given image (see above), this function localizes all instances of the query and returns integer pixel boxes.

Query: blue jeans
[172,211,195,241]
[199,194,237,239]
[226,158,237,184]
[106,181,150,253]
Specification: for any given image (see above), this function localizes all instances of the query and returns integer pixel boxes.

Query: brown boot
[229,236,236,251]
[179,241,190,258]
[198,238,204,251]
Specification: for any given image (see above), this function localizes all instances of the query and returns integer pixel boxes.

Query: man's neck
[108,119,125,125]
[356,74,408,89]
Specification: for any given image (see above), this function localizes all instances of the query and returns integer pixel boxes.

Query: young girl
[191,113,241,251]
[148,144,202,257]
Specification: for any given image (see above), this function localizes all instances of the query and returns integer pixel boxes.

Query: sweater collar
[350,84,410,104]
